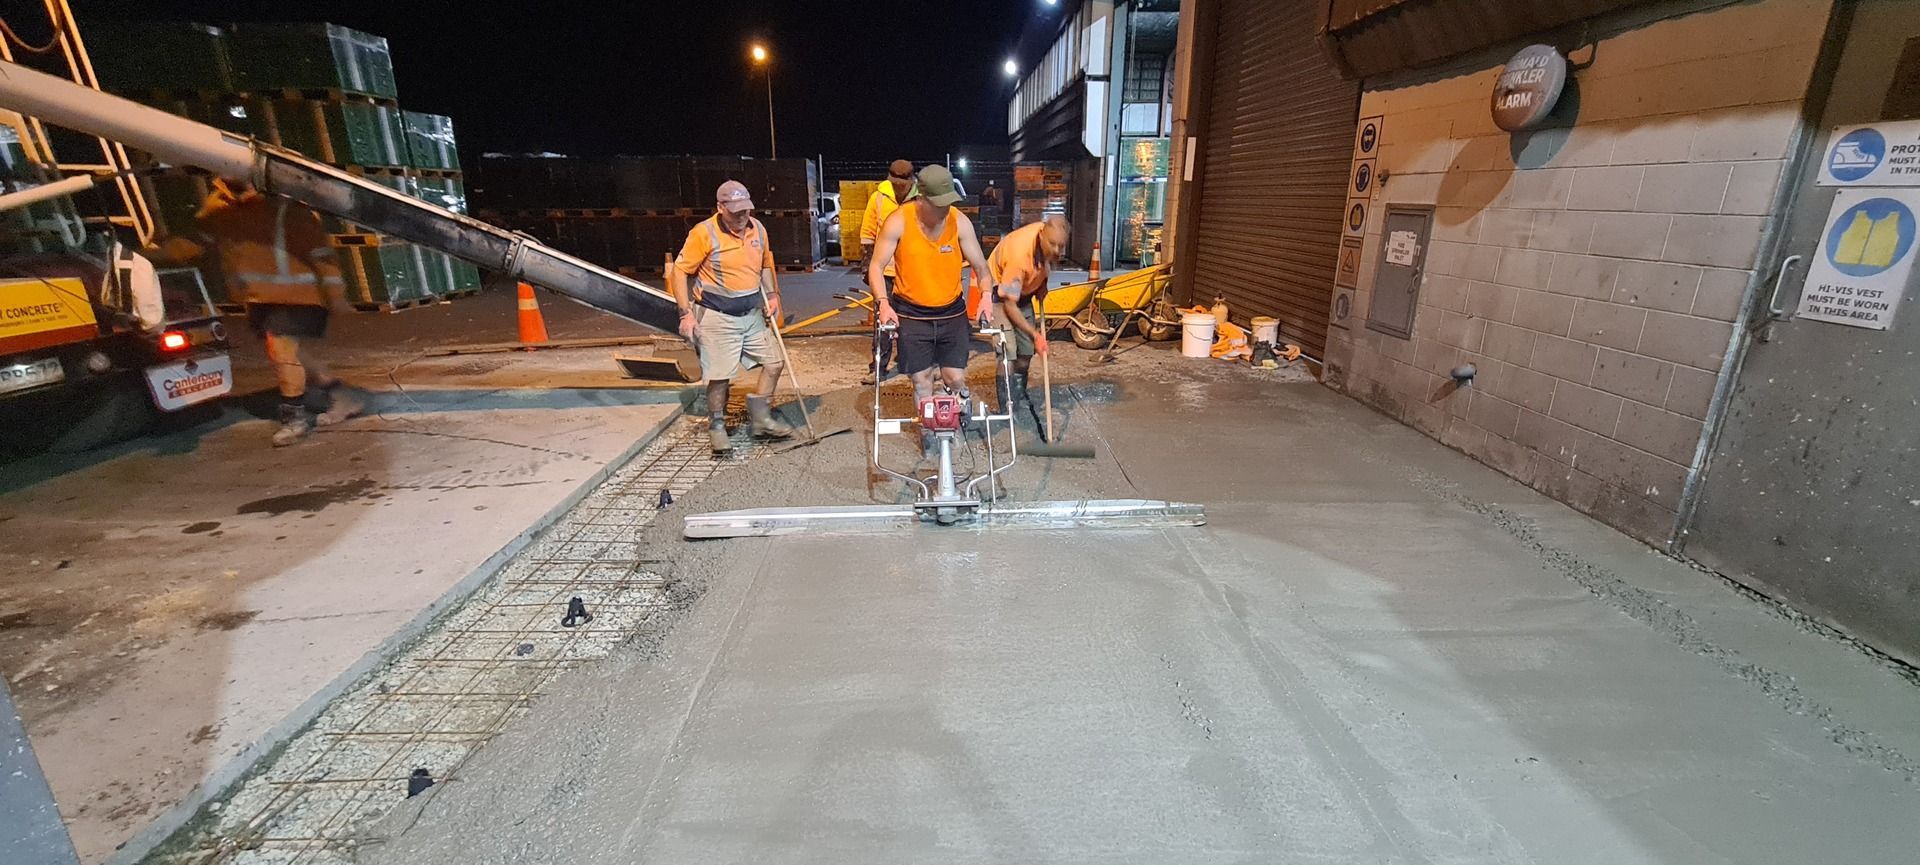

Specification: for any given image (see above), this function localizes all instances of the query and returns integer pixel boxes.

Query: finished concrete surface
[362,349,1920,865]
[0,390,677,863]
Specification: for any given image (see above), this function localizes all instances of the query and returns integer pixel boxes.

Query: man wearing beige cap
[669,180,794,454]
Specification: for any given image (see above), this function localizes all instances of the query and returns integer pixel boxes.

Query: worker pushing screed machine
[669,180,795,455]
[866,164,994,461]
[986,215,1069,422]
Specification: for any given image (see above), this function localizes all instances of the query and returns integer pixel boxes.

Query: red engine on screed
[918,394,963,432]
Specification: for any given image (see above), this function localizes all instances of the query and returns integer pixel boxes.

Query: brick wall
[1323,0,1835,544]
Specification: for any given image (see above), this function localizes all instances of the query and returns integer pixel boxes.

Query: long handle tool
[765,291,852,452]
[1024,343,1096,459]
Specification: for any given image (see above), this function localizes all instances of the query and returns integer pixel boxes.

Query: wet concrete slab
[359,346,1920,865]
[0,392,677,863]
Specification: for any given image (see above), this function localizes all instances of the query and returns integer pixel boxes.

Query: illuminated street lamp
[749,43,776,158]
[1004,58,1018,77]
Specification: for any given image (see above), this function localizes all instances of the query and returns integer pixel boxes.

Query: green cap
[917,164,962,206]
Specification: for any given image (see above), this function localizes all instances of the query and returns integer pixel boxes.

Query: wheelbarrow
[1062,264,1181,356]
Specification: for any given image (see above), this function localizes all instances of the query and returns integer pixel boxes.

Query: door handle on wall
[1766,254,1804,321]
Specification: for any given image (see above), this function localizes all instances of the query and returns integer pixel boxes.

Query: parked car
[817,193,840,255]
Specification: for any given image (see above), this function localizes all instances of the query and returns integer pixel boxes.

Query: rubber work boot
[708,418,733,455]
[272,402,314,447]
[746,395,794,439]
[1006,370,1033,410]
[315,384,364,426]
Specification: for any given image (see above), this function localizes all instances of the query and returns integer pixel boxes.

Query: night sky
[31,0,1056,160]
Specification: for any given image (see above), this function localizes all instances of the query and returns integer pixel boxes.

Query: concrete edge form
[2,681,78,865]
[100,407,685,865]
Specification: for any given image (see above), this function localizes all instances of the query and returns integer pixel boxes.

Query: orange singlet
[890,203,965,315]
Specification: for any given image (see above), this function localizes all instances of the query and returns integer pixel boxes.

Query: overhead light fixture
[1004,59,1018,77]
[957,157,969,169]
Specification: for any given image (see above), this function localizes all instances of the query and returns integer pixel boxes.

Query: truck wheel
[46,378,157,453]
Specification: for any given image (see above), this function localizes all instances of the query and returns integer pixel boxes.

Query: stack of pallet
[90,21,482,311]
[1013,162,1071,226]
[472,155,821,277]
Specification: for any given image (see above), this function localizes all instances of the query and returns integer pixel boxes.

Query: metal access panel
[1685,0,1920,665]
[1365,206,1431,339]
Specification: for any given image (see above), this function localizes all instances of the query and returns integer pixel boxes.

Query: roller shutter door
[1192,0,1359,356]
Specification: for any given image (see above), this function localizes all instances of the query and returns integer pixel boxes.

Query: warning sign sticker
[1343,198,1369,238]
[1818,120,1920,187]
[1795,188,1920,329]
[1335,236,1362,288]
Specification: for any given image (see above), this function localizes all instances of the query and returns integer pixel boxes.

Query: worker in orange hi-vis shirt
[669,180,794,455]
[859,159,915,383]
[985,214,1069,411]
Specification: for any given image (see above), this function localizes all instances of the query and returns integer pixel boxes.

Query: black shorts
[895,314,971,373]
[247,303,330,339]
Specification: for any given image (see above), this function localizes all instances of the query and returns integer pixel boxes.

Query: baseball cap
[715,180,754,213]
[887,159,913,180]
[917,164,961,207]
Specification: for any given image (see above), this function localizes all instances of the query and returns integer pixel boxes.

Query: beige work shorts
[694,305,782,381]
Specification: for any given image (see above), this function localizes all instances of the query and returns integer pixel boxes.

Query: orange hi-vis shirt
[987,220,1050,301]
[860,180,912,278]
[890,204,965,313]
[674,214,773,296]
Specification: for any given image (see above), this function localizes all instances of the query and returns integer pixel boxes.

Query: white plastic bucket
[1181,312,1217,358]
[1251,316,1279,345]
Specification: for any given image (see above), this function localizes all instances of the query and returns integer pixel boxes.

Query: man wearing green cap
[867,164,995,457]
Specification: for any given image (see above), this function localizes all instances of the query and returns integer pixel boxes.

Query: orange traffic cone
[1089,241,1102,281]
[517,282,549,348]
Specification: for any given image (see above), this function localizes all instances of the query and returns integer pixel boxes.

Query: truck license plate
[145,353,232,411]
[0,356,64,396]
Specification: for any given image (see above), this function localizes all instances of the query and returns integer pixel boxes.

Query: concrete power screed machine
[682,322,1204,538]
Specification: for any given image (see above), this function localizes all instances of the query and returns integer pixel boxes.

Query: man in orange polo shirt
[986,215,1069,411]
[867,164,995,457]
[668,180,794,454]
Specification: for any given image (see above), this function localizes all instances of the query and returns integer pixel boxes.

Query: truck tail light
[160,330,189,351]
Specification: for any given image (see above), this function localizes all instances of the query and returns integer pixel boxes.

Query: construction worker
[859,159,915,383]
[669,180,794,454]
[867,164,994,457]
[154,177,360,446]
[986,215,1069,411]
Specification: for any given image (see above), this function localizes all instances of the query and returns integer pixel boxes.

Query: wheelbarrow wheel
[1071,306,1109,350]
[1145,297,1180,341]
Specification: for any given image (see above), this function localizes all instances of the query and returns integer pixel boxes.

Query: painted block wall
[1323,0,1835,544]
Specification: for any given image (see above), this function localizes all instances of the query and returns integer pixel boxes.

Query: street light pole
[764,71,777,159]
[751,43,776,159]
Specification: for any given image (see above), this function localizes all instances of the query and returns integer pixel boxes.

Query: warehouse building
[1167,0,1920,663]
[1007,0,1181,269]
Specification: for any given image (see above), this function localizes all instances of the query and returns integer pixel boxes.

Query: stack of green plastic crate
[83,21,234,93]
[267,99,408,168]
[95,21,485,307]
[340,242,422,306]
[225,23,397,100]
[402,112,460,173]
